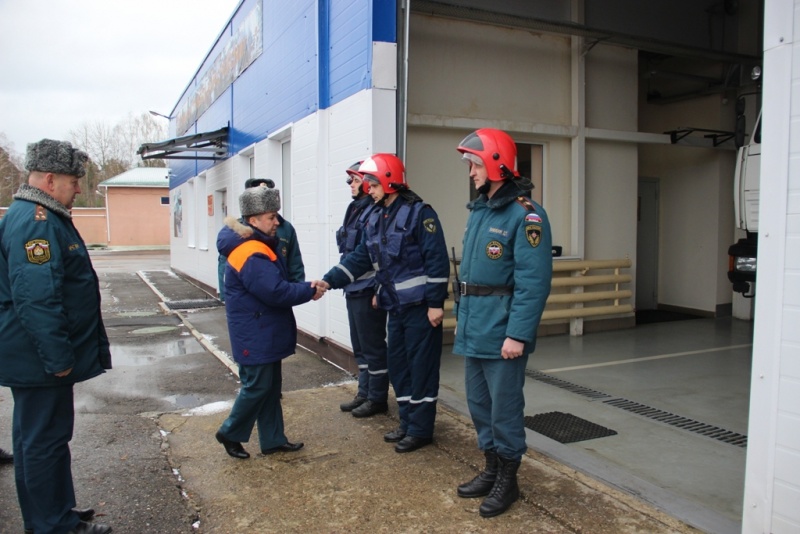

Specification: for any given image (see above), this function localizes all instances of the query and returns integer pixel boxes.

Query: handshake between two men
[309,279,331,301]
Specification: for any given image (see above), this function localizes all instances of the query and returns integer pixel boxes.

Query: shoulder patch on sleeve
[524,225,542,248]
[34,205,47,221]
[25,239,51,264]
[423,218,437,233]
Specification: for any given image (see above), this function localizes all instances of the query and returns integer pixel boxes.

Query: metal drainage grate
[163,299,224,310]
[603,398,748,448]
[525,411,618,444]
[525,369,612,400]
[526,370,749,448]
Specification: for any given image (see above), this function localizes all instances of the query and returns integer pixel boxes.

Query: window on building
[197,174,208,251]
[161,196,169,205]
[186,180,196,248]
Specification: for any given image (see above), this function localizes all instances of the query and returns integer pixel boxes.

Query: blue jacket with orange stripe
[217,218,315,365]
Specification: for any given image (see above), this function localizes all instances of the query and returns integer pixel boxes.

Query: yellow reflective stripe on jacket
[228,240,277,272]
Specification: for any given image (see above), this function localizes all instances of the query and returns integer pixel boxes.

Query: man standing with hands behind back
[453,129,552,518]
[0,139,113,534]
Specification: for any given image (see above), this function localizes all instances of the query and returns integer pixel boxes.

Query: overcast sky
[0,0,241,155]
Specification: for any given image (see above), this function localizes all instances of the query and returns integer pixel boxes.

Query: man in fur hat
[214,186,325,459]
[217,178,304,302]
[0,139,113,534]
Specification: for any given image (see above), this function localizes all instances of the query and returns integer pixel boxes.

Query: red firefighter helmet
[456,128,519,181]
[346,160,368,193]
[359,154,406,194]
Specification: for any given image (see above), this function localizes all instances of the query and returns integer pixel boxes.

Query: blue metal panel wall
[171,0,396,187]
[372,0,396,43]
[327,0,372,106]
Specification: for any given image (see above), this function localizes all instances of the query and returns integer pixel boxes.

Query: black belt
[459,282,513,296]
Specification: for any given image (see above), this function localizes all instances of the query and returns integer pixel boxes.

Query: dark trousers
[346,293,389,402]
[387,304,442,438]
[12,385,80,534]
[219,361,286,452]
[465,354,529,461]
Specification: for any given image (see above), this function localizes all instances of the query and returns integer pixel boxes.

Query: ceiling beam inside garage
[411,0,760,64]
[410,0,762,103]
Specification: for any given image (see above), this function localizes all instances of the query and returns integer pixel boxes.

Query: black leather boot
[479,455,520,518]
[339,396,367,412]
[457,450,498,498]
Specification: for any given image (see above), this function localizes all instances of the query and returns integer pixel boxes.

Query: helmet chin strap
[499,164,515,180]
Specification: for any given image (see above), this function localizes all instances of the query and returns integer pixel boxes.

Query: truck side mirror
[735,115,746,148]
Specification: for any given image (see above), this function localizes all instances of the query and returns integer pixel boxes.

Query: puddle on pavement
[162,394,205,408]
[110,337,205,366]
[131,326,180,335]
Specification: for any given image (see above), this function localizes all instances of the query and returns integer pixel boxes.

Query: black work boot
[339,396,366,412]
[351,400,388,418]
[457,450,498,498]
[479,455,520,518]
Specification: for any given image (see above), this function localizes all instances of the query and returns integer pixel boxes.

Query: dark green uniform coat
[454,182,552,358]
[0,184,111,387]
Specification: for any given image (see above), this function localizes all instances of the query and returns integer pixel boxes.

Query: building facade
[143,2,800,529]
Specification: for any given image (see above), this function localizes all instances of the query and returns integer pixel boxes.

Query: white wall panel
[171,157,237,291]
[325,89,375,348]
[744,0,797,530]
[290,113,325,335]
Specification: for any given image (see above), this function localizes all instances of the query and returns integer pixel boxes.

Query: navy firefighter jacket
[335,194,378,295]
[324,194,449,313]
[217,218,314,365]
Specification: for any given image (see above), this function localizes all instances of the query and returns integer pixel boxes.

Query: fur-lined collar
[467,180,531,211]
[225,215,254,238]
[13,183,72,219]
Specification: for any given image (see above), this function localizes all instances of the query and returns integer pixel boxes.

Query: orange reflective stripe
[227,240,277,272]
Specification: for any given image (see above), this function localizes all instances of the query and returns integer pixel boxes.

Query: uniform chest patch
[486,240,503,259]
[525,225,542,248]
[281,246,288,258]
[25,239,51,264]
[423,218,437,233]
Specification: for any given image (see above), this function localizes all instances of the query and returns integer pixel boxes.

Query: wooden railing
[443,257,633,336]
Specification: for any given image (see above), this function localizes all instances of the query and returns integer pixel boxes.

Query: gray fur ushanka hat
[25,139,89,178]
[240,186,280,217]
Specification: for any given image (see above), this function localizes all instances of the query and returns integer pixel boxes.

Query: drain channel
[603,398,748,447]
[525,370,612,400]
[526,370,748,448]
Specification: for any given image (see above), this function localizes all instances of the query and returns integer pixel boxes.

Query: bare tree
[0,134,26,207]
[69,112,168,207]
[115,112,168,168]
